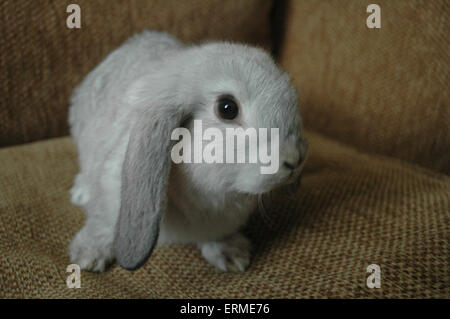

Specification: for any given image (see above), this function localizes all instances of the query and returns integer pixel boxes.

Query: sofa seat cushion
[0,133,448,298]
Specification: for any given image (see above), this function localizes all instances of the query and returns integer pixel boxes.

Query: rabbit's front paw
[199,233,251,272]
[70,174,90,206]
[69,226,114,272]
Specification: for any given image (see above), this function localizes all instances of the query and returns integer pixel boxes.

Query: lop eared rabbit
[69,31,308,272]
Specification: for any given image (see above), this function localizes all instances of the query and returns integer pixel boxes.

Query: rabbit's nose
[282,142,307,172]
[280,134,308,171]
[283,159,301,171]
[282,149,302,170]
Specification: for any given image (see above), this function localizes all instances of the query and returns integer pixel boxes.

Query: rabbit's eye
[217,96,239,120]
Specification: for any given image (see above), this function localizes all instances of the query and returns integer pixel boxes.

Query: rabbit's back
[68,31,183,207]
[69,31,183,145]
[69,31,183,169]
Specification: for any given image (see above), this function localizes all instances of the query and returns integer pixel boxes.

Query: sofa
[0,0,448,298]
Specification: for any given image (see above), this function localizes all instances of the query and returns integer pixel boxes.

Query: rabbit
[68,30,308,273]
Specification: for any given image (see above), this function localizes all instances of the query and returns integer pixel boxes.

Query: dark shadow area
[270,0,289,59]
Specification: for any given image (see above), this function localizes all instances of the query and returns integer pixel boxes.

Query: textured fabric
[0,133,448,298]
[0,0,272,147]
[279,0,450,174]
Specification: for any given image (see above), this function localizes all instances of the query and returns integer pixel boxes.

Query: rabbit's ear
[114,106,186,270]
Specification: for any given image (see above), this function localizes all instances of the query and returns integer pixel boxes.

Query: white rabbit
[68,31,308,272]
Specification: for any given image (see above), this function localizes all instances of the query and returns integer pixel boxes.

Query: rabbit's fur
[68,31,307,272]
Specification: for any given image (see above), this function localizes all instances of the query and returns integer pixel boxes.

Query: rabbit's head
[114,43,308,270]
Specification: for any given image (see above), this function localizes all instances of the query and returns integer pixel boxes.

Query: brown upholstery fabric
[0,0,272,147]
[279,0,449,174]
[1,133,448,298]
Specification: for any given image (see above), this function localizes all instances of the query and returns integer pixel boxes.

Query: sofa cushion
[0,133,448,298]
[0,0,273,147]
[279,0,449,174]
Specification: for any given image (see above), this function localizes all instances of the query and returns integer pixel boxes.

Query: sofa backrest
[279,0,449,174]
[0,0,273,147]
